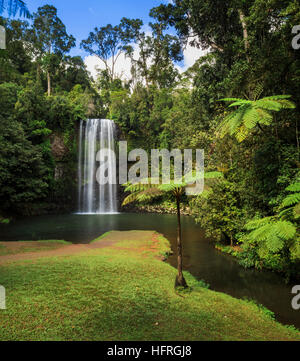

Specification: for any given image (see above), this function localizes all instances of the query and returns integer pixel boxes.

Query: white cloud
[84,44,139,81]
[84,37,207,80]
[179,43,208,72]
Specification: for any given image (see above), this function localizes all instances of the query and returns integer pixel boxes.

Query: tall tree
[81,23,130,82]
[29,5,75,96]
[149,0,242,54]
[120,18,183,89]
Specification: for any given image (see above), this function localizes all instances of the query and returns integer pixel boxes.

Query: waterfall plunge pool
[0,212,299,329]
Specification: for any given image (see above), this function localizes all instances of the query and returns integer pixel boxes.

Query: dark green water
[0,213,299,328]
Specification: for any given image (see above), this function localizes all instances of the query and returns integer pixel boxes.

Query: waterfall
[77,119,118,214]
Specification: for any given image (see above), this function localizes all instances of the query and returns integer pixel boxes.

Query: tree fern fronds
[248,224,274,242]
[281,193,300,208]
[158,183,182,193]
[279,182,300,220]
[245,217,274,230]
[236,124,249,142]
[256,98,295,111]
[216,118,231,139]
[243,108,260,129]
[218,94,295,142]
[262,95,293,101]
[228,100,252,107]
[293,203,300,219]
[219,98,245,103]
[245,219,296,255]
[279,207,294,219]
[290,239,300,260]
[252,82,264,101]
[122,191,141,206]
[124,179,159,193]
[257,243,270,259]
[124,183,147,193]
[265,233,285,253]
[123,171,223,207]
[255,100,282,111]
[255,108,273,125]
[286,182,300,192]
[136,188,164,202]
[274,99,296,109]
[228,108,246,136]
[123,187,163,205]
[274,221,296,240]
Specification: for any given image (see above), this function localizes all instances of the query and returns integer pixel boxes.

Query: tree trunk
[238,9,250,62]
[47,70,51,96]
[36,63,41,84]
[175,195,187,288]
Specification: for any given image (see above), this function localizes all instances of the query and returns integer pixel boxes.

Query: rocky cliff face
[50,133,69,161]
[49,131,78,212]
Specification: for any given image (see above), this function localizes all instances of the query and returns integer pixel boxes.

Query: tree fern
[280,182,300,219]
[274,221,296,240]
[286,182,300,192]
[246,220,296,255]
[218,95,295,142]
[244,180,299,267]
[281,193,300,208]
[122,171,222,288]
[245,217,274,231]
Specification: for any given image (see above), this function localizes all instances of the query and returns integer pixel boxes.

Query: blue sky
[25,0,168,57]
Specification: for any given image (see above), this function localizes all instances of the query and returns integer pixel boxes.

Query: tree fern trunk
[175,195,187,288]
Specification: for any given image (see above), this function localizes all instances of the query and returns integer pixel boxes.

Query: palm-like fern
[217,95,295,142]
[245,218,296,255]
[123,172,223,287]
[280,182,300,220]
[0,0,30,18]
[123,172,221,206]
[244,180,300,265]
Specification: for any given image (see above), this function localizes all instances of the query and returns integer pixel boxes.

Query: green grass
[90,232,112,243]
[0,231,299,341]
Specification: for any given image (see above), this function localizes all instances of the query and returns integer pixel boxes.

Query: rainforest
[0,0,299,342]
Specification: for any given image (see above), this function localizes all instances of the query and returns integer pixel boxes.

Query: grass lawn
[0,231,299,341]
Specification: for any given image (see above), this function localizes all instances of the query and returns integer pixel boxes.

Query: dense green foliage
[144,0,300,278]
[238,179,300,277]
[0,7,104,215]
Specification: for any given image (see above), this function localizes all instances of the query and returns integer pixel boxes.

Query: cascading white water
[77,119,118,214]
